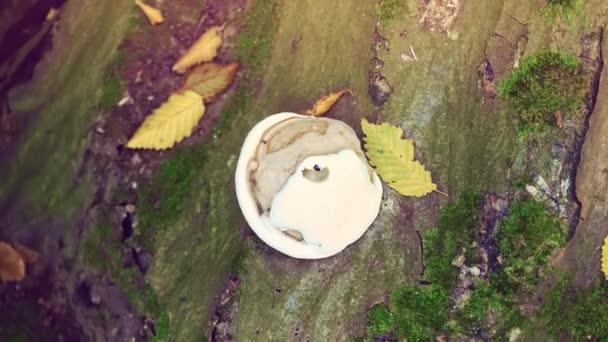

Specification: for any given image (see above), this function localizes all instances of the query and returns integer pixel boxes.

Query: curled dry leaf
[127,90,205,150]
[0,241,25,281]
[602,235,608,280]
[135,0,165,25]
[361,119,439,197]
[302,89,353,117]
[172,26,223,73]
[181,63,239,102]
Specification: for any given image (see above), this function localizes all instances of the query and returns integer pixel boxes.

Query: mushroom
[235,113,383,259]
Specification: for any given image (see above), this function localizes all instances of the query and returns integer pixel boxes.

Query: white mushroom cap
[235,113,383,259]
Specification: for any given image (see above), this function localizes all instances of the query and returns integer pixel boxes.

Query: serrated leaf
[602,235,608,280]
[172,26,222,73]
[361,119,437,197]
[182,63,239,102]
[0,241,25,282]
[127,90,205,150]
[135,0,164,25]
[303,89,352,116]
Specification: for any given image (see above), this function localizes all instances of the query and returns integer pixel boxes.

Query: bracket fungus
[235,113,383,259]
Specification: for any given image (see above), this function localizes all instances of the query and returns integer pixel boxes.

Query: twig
[409,45,418,61]
[434,189,449,197]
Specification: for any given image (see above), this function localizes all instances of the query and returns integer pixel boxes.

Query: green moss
[367,303,395,336]
[543,0,584,22]
[365,192,480,340]
[548,0,574,5]
[541,276,570,334]
[100,77,122,108]
[512,175,533,190]
[498,51,586,129]
[542,279,608,339]
[494,199,565,292]
[456,281,523,336]
[234,0,279,75]
[424,191,481,290]
[137,146,207,242]
[83,220,168,341]
[391,284,450,341]
[364,192,569,340]
[375,0,408,25]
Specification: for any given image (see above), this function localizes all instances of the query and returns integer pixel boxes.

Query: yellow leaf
[602,235,608,280]
[135,0,164,25]
[0,241,25,282]
[181,63,239,103]
[127,90,205,150]
[303,89,353,116]
[361,119,438,197]
[172,26,222,73]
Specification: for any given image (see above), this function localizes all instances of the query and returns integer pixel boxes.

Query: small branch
[434,189,449,197]
[409,45,418,61]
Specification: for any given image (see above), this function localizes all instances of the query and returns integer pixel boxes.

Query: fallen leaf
[12,242,40,264]
[181,63,239,102]
[172,26,222,73]
[361,119,440,197]
[127,90,205,150]
[602,235,608,280]
[0,241,25,281]
[135,0,165,25]
[303,89,353,116]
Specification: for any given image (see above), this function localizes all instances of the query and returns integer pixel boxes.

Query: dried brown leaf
[172,26,222,73]
[303,89,353,117]
[0,241,25,281]
[181,63,239,102]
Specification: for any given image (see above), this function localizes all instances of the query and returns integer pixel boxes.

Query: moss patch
[424,191,481,289]
[391,283,450,341]
[99,77,122,108]
[234,0,279,75]
[367,303,395,336]
[366,192,481,340]
[542,278,608,339]
[456,280,523,336]
[498,51,586,128]
[494,199,565,293]
[543,0,584,22]
[82,220,168,341]
[375,0,409,25]
[366,193,565,340]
